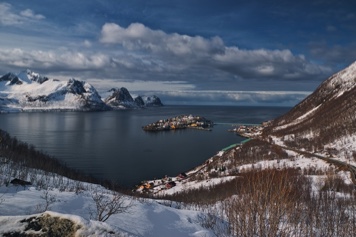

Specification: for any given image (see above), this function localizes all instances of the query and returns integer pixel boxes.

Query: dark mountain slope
[264,61,356,151]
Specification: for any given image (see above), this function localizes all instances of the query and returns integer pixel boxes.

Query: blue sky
[0,0,355,106]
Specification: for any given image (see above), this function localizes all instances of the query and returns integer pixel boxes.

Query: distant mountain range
[0,69,163,112]
[104,87,163,109]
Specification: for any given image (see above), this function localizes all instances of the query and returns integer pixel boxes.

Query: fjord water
[0,106,290,187]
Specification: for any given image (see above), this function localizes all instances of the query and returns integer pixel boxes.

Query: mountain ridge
[263,61,356,154]
[0,69,163,112]
[105,87,164,109]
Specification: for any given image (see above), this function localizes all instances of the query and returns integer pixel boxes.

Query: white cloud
[0,2,22,25]
[0,3,45,26]
[100,22,225,57]
[20,9,45,20]
[83,40,92,48]
[0,48,110,70]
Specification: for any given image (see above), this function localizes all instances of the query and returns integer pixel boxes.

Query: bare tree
[0,193,5,207]
[36,189,57,213]
[197,208,230,237]
[89,188,132,222]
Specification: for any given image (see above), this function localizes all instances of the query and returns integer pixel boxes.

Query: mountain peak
[17,69,49,84]
[320,61,356,95]
[0,72,22,85]
[104,88,163,109]
[66,78,86,94]
[143,95,164,107]
[105,87,134,105]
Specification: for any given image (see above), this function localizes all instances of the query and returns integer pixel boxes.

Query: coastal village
[142,114,214,131]
[135,120,271,195]
[228,121,271,138]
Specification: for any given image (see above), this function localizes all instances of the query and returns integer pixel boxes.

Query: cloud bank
[1,22,332,85]
[157,90,310,106]
[100,22,332,81]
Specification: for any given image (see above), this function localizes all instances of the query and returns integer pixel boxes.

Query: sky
[0,0,355,106]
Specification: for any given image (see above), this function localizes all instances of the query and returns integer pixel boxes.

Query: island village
[136,119,270,195]
[142,114,214,131]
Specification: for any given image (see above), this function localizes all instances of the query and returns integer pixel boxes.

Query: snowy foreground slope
[0,69,162,112]
[2,143,356,236]
[0,172,214,237]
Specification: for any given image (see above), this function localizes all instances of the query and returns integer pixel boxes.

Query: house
[177,173,187,179]
[165,181,176,189]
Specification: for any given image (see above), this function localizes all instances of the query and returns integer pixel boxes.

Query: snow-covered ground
[0,177,215,236]
[271,133,356,167]
[272,104,321,132]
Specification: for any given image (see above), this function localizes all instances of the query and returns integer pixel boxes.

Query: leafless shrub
[0,192,5,207]
[89,188,132,222]
[197,210,230,237]
[223,168,310,236]
[74,180,86,194]
[321,172,354,193]
[36,189,57,213]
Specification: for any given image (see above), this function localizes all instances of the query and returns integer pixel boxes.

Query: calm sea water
[0,105,290,187]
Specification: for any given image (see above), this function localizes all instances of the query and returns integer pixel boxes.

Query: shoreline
[133,134,256,194]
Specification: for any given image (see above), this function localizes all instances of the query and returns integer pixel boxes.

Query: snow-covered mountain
[264,61,356,158]
[0,70,163,112]
[0,71,108,112]
[141,95,163,107]
[17,69,49,84]
[105,87,163,109]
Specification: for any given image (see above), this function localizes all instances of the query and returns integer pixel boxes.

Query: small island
[142,114,214,132]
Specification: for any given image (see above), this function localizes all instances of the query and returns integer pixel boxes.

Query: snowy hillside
[269,61,356,131]
[0,172,213,237]
[263,61,356,157]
